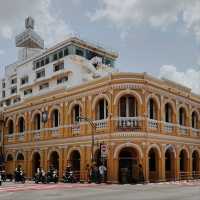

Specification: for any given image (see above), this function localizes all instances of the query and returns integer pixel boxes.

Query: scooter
[63,171,77,183]
[14,170,25,183]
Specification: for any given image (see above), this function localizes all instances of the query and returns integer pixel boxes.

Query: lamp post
[76,116,96,163]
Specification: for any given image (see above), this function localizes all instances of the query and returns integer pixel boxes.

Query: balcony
[178,125,189,135]
[71,123,80,136]
[192,128,200,137]
[115,117,143,132]
[163,122,175,133]
[7,134,14,142]
[49,127,60,137]
[33,130,41,140]
[94,119,108,130]
[18,132,25,141]
[148,119,159,130]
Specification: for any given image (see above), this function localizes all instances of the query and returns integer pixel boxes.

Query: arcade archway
[165,148,175,181]
[49,151,59,170]
[32,152,41,176]
[118,147,140,184]
[148,148,159,182]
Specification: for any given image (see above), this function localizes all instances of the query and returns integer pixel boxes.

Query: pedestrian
[99,163,107,183]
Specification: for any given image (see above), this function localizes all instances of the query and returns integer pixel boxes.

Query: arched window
[179,107,186,126]
[192,111,198,129]
[8,120,14,135]
[148,98,157,120]
[72,105,81,123]
[34,113,41,130]
[18,117,25,133]
[96,99,108,120]
[51,109,60,127]
[165,103,173,123]
[119,95,138,117]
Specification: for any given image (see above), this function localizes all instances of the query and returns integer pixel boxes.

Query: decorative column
[59,147,64,178]
[160,144,166,182]
[175,145,180,181]
[142,142,149,183]
[107,143,115,183]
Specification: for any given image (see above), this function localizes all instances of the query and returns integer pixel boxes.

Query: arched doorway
[6,154,14,174]
[118,147,140,184]
[34,113,41,130]
[8,120,14,135]
[51,109,60,127]
[18,117,25,133]
[165,148,175,181]
[95,99,108,120]
[69,150,80,181]
[148,148,159,182]
[49,151,59,170]
[192,150,200,178]
[32,152,41,176]
[179,149,188,180]
[147,98,158,120]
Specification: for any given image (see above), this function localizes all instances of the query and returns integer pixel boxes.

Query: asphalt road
[0,181,200,200]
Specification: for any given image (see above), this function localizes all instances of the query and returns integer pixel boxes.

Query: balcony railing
[163,122,175,133]
[7,134,14,142]
[94,119,108,129]
[148,119,159,130]
[115,117,143,131]
[18,132,25,141]
[178,125,189,135]
[48,127,60,137]
[192,128,199,137]
[33,130,41,140]
[71,123,80,136]
[4,118,200,143]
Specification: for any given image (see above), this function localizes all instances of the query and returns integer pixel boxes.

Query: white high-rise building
[0,17,118,108]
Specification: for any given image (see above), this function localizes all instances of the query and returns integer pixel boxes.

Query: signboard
[101,144,108,158]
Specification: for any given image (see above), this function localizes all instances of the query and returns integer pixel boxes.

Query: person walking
[99,163,107,183]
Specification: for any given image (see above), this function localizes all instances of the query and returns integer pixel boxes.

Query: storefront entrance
[118,147,139,184]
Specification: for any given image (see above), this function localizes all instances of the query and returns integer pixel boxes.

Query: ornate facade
[2,73,200,183]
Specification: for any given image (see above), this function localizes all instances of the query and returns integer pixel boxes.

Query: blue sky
[0,0,200,93]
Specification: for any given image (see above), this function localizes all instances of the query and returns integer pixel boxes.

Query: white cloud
[159,65,200,94]
[89,0,200,41]
[0,0,73,46]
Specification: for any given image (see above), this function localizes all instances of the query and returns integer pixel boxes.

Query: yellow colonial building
[1,18,200,183]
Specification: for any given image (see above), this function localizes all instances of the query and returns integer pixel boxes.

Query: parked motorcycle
[0,170,6,182]
[14,169,25,183]
[46,169,58,183]
[63,171,77,183]
[35,170,46,184]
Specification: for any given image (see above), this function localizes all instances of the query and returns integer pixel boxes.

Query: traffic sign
[101,144,108,158]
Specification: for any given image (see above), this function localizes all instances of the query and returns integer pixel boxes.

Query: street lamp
[76,116,96,163]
